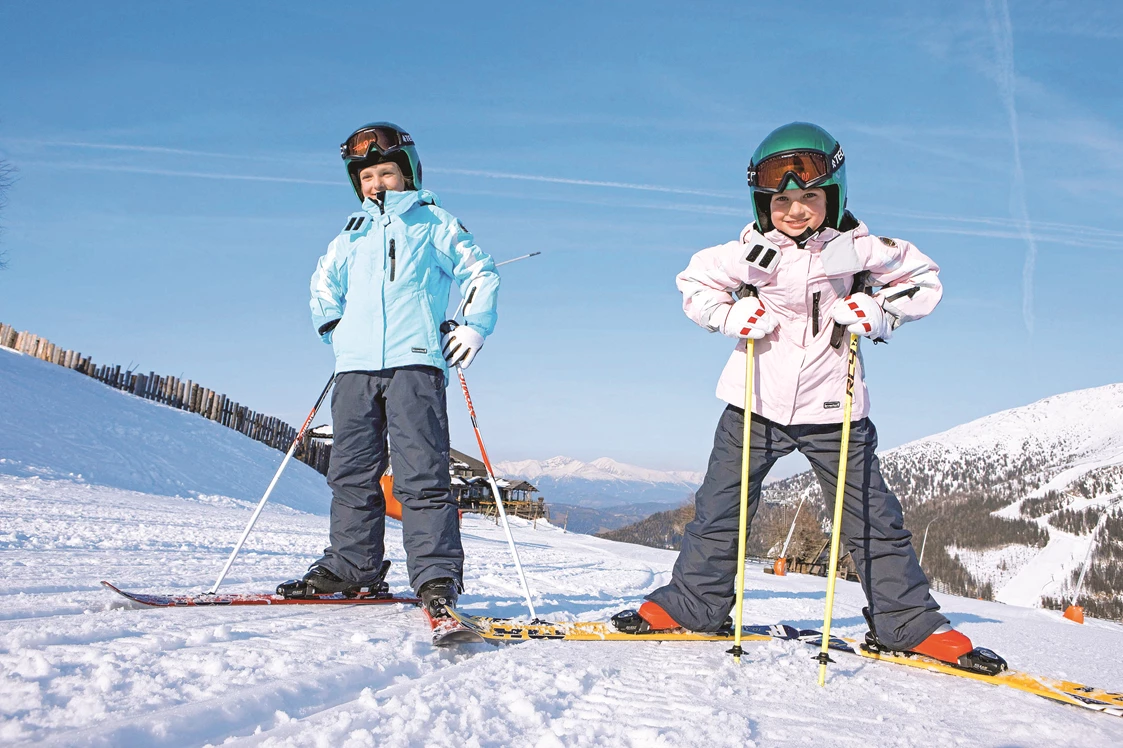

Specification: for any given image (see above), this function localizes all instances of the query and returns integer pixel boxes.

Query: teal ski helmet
[747,122,846,233]
[340,122,422,199]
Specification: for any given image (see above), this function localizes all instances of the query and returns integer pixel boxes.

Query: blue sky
[1,1,1121,477]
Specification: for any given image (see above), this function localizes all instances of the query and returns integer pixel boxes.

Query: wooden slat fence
[0,322,331,475]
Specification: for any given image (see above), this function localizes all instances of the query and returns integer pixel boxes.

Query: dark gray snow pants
[647,406,947,650]
[314,367,463,592]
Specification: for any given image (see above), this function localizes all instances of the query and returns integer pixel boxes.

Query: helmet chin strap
[788,220,827,248]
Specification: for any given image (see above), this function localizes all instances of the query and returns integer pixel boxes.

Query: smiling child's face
[359,162,407,198]
[769,188,827,237]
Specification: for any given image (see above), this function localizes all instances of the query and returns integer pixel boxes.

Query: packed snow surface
[2,347,1123,746]
[3,475,1122,746]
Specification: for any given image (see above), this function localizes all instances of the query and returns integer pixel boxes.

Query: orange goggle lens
[341,127,414,161]
[750,150,832,191]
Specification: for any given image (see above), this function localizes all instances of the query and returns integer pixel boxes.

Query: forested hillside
[603,385,1123,621]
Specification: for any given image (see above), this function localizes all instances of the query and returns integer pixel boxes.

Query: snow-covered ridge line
[495,455,704,487]
[894,383,1123,460]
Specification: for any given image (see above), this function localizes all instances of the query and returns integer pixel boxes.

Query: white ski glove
[440,322,485,369]
[718,297,779,340]
[829,293,893,342]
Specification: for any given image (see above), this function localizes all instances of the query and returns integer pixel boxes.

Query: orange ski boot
[611,601,682,634]
[909,625,974,663]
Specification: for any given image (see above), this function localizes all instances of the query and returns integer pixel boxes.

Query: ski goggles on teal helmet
[340,124,415,163]
[747,143,845,193]
[341,121,422,196]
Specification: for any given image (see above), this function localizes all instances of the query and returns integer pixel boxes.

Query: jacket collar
[741,220,870,251]
[362,189,440,218]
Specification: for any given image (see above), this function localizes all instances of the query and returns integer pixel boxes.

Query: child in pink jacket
[614,122,977,666]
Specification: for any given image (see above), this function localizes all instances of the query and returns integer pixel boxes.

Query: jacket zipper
[389,238,396,281]
[812,291,821,336]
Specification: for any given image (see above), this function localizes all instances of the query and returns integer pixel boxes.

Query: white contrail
[986,0,1038,333]
[6,138,739,199]
[27,159,1123,251]
[40,162,337,186]
[428,167,739,199]
[4,138,298,162]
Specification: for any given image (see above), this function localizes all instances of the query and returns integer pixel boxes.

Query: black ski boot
[418,577,459,619]
[277,560,391,599]
[610,609,651,634]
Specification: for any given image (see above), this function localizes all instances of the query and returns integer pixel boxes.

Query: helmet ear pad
[346,151,419,198]
[822,184,842,230]
[752,183,844,235]
[752,191,775,233]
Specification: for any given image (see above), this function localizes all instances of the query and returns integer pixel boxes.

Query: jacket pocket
[812,291,821,336]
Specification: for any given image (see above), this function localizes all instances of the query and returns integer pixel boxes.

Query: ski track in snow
[2,475,1122,747]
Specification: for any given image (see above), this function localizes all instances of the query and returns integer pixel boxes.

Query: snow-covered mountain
[495,455,704,508]
[909,384,1123,458]
[760,383,1123,616]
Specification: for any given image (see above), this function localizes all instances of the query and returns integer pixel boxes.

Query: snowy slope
[496,455,703,508]
[900,385,1123,606]
[762,383,1123,609]
[2,475,1121,746]
[0,347,330,515]
[3,340,1122,745]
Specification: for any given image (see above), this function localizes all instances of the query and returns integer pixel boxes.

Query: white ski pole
[779,495,806,561]
[443,250,542,618]
[454,366,536,619]
[496,252,540,267]
[208,374,335,594]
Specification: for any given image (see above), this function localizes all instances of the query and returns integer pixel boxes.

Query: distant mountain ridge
[604,383,1123,621]
[494,456,703,509]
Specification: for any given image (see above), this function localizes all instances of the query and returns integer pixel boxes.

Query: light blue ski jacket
[310,189,500,375]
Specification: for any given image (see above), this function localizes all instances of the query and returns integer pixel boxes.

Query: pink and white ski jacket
[677,219,942,425]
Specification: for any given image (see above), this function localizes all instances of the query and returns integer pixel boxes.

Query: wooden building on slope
[307,428,546,520]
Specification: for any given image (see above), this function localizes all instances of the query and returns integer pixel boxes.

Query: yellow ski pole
[817,332,860,686]
[728,336,755,664]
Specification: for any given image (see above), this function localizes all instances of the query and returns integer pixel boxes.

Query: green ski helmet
[340,122,422,199]
[747,122,847,233]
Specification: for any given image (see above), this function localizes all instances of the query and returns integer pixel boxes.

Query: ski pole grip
[439,319,459,335]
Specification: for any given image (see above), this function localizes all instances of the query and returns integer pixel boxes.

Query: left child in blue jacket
[279,122,500,619]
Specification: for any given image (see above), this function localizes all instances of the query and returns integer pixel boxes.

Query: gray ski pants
[314,367,463,592]
[647,406,947,650]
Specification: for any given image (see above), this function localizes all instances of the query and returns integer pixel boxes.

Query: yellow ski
[446,608,774,643]
[448,609,1123,717]
[853,645,1123,716]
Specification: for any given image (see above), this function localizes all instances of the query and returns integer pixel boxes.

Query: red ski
[101,581,419,607]
[425,608,485,646]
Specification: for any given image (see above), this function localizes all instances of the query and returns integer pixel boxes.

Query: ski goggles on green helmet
[340,125,415,162]
[747,143,844,193]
